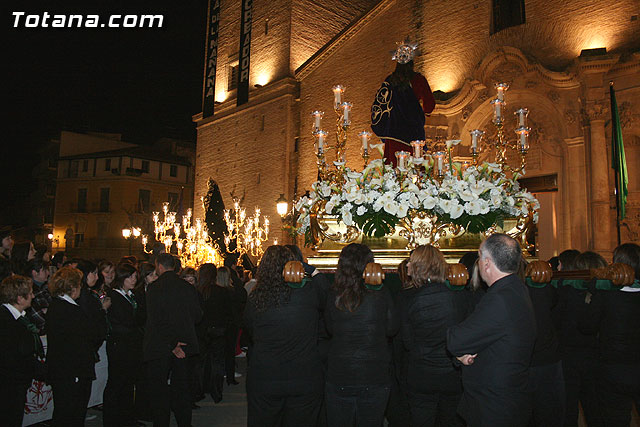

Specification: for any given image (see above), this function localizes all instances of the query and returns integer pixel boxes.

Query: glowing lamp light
[47,233,54,240]
[276,194,289,217]
[132,227,141,238]
[122,228,131,238]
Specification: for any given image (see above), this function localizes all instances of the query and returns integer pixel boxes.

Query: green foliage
[442,210,504,234]
[352,211,400,238]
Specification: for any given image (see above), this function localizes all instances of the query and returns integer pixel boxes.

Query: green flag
[610,83,628,220]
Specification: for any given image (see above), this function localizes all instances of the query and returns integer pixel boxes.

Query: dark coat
[106,289,143,352]
[200,285,234,331]
[46,297,97,381]
[77,287,109,355]
[400,282,471,393]
[143,271,203,361]
[0,305,38,382]
[527,283,561,366]
[581,288,640,365]
[325,287,399,386]
[447,274,536,427]
[243,279,326,394]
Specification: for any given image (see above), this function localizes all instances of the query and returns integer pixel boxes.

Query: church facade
[193,0,640,259]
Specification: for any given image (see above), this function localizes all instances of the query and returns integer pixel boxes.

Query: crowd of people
[0,224,639,427]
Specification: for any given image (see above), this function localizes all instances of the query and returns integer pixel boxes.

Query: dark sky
[4,0,208,225]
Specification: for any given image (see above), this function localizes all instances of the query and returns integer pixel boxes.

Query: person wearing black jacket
[76,260,110,362]
[558,251,604,427]
[46,266,98,426]
[0,275,44,427]
[244,245,326,426]
[581,243,640,427]
[524,256,565,427]
[224,256,248,385]
[447,234,536,427]
[143,253,203,427]
[103,263,143,427]
[400,245,470,427]
[196,263,234,402]
[324,243,399,427]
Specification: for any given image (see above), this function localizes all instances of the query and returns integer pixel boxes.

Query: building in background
[193,0,640,259]
[52,131,195,260]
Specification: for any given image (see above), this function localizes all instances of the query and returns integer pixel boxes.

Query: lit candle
[435,151,445,174]
[470,129,484,150]
[491,99,502,122]
[311,110,324,131]
[316,130,327,152]
[359,131,371,150]
[495,82,509,101]
[410,140,425,159]
[515,108,528,127]
[395,151,410,170]
[332,85,344,110]
[516,126,530,151]
[341,102,352,126]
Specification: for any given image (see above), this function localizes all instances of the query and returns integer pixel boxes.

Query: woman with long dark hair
[244,245,325,426]
[400,245,469,427]
[196,263,233,403]
[325,243,399,426]
[76,259,109,363]
[103,263,142,426]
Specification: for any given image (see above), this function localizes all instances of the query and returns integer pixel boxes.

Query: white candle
[411,140,425,158]
[520,132,528,150]
[332,85,344,110]
[316,130,327,151]
[341,102,352,126]
[359,131,371,150]
[495,82,509,101]
[491,99,502,121]
[311,110,323,130]
[435,152,444,173]
[470,129,484,150]
[515,108,528,127]
[395,151,409,170]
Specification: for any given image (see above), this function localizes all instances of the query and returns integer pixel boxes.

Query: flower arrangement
[295,158,539,242]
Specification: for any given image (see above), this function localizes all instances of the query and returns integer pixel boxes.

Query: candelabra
[224,198,270,261]
[471,83,530,173]
[141,202,223,268]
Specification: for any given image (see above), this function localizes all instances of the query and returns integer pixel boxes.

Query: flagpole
[610,81,622,246]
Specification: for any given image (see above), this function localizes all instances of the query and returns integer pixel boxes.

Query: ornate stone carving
[547,90,560,102]
[621,205,640,242]
[461,105,472,122]
[525,80,538,89]
[619,101,638,129]
[586,101,609,120]
[478,89,489,101]
[489,63,522,86]
[564,110,578,124]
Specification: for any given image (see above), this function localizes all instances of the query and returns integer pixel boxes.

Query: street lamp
[276,194,289,217]
[122,226,141,255]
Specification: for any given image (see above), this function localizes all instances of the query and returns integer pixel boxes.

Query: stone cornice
[294,0,396,80]
[477,46,580,89]
[433,80,486,116]
[193,77,298,127]
[576,54,621,75]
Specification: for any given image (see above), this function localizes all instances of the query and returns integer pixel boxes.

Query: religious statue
[370,40,436,166]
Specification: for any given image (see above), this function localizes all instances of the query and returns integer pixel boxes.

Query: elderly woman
[103,263,143,427]
[0,275,44,426]
[324,243,399,427]
[46,266,98,426]
[244,245,325,426]
[401,245,470,427]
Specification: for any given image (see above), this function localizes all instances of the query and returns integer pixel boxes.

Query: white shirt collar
[115,288,133,298]
[59,294,79,306]
[2,303,25,320]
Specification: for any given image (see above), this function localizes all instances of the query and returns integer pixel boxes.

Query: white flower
[397,203,409,218]
[440,199,453,214]
[357,205,367,216]
[464,200,481,215]
[320,183,332,198]
[459,189,477,202]
[366,191,381,204]
[449,202,464,219]
[477,199,490,214]
[342,210,353,226]
[325,200,335,214]
[383,199,398,215]
[490,194,502,208]
[353,192,366,205]
[423,195,437,210]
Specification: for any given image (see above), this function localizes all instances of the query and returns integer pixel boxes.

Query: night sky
[4,0,208,226]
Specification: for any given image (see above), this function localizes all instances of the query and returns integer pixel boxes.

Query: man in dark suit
[447,233,536,427]
[0,275,43,427]
[144,253,203,427]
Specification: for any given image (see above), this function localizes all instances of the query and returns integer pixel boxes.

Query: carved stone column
[564,137,589,251]
[578,54,619,254]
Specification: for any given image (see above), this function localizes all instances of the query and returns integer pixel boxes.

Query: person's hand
[101,296,111,311]
[456,354,477,366]
[172,342,187,359]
